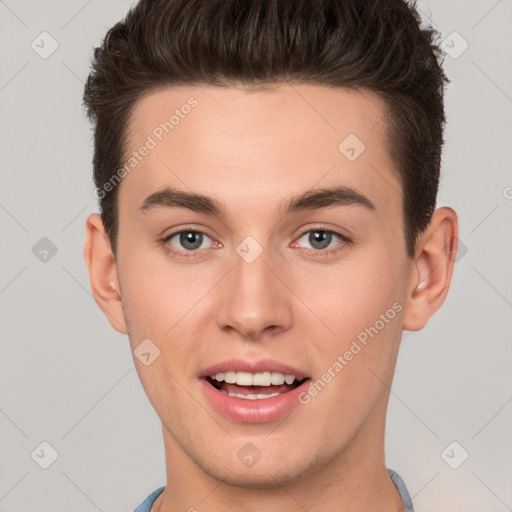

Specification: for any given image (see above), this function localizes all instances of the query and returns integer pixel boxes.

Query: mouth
[199,360,311,423]
[205,371,307,400]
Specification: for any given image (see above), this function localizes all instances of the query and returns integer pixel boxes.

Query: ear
[83,213,127,334]
[402,207,459,331]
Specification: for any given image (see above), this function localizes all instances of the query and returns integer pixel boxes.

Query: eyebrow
[138,184,376,218]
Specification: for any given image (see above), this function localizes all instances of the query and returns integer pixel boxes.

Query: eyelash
[162,225,353,260]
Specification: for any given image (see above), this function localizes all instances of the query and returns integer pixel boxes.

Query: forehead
[120,83,401,221]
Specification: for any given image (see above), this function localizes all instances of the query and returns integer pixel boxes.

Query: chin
[195,448,325,489]
[207,465,306,489]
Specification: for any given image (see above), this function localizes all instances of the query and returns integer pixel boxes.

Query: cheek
[118,251,212,338]
[294,265,404,432]
[301,254,403,342]
[294,251,406,409]
[117,253,217,401]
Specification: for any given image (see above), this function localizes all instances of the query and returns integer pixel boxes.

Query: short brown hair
[83,0,448,258]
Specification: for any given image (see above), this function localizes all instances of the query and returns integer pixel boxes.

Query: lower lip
[200,378,311,423]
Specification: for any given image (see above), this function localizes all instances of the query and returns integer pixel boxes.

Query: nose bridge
[215,237,292,338]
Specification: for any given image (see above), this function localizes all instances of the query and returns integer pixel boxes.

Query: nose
[215,242,293,341]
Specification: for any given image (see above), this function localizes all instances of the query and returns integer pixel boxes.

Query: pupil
[310,230,331,250]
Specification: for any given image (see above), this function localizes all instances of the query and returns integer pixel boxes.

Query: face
[101,84,416,486]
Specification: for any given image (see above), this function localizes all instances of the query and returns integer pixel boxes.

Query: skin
[84,83,458,512]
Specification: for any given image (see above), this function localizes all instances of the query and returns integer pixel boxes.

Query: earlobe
[83,213,128,334]
[402,207,458,332]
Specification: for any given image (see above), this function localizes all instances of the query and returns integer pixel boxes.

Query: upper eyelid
[296,227,350,240]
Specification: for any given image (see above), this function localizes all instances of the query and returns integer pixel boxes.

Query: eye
[164,229,216,257]
[161,226,351,260]
[293,228,351,255]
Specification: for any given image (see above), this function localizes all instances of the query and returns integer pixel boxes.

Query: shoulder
[133,486,165,512]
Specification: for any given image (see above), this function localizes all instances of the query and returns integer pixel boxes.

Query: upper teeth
[210,371,297,386]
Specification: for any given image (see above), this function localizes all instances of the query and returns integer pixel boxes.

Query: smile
[200,360,311,422]
[206,371,305,400]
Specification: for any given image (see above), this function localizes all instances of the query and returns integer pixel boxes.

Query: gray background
[0,0,511,510]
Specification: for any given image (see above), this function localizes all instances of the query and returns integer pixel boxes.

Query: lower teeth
[219,389,281,400]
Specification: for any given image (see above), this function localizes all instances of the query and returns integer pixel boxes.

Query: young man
[82,1,458,510]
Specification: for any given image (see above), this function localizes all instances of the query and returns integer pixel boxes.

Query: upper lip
[199,359,309,381]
